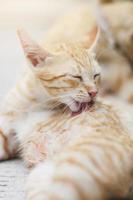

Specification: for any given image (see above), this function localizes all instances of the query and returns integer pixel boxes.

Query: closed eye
[94,73,100,79]
[72,75,83,81]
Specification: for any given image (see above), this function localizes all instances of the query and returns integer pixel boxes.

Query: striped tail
[27,136,133,200]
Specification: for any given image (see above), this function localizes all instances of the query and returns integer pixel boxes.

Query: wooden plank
[0,159,28,200]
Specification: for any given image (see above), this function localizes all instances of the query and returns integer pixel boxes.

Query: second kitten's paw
[26,162,55,200]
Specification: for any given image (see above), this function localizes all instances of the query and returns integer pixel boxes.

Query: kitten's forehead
[40,43,100,77]
[62,43,95,71]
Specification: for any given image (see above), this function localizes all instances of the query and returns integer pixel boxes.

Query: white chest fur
[15,110,54,142]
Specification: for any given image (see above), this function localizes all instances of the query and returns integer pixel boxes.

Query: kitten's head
[18,27,101,115]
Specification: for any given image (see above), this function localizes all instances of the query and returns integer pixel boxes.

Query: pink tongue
[71,102,88,117]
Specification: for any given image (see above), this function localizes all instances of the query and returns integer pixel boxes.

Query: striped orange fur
[24,101,133,200]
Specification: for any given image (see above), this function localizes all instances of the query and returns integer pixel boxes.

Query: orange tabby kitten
[0,20,133,200]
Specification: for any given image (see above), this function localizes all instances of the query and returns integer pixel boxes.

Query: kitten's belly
[28,102,126,160]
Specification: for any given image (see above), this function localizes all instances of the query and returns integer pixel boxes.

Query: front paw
[0,129,10,160]
[0,129,18,161]
[22,142,47,168]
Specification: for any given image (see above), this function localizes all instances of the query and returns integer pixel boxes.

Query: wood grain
[0,159,28,200]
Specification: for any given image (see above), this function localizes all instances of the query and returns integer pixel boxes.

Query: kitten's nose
[88,90,98,98]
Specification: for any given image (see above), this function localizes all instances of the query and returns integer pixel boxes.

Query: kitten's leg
[0,116,19,160]
[26,136,133,200]
[21,134,47,168]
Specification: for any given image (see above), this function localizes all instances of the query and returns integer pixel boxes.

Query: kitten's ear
[83,26,100,52]
[17,29,52,68]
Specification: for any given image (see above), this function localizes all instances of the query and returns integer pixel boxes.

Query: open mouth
[71,101,94,117]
